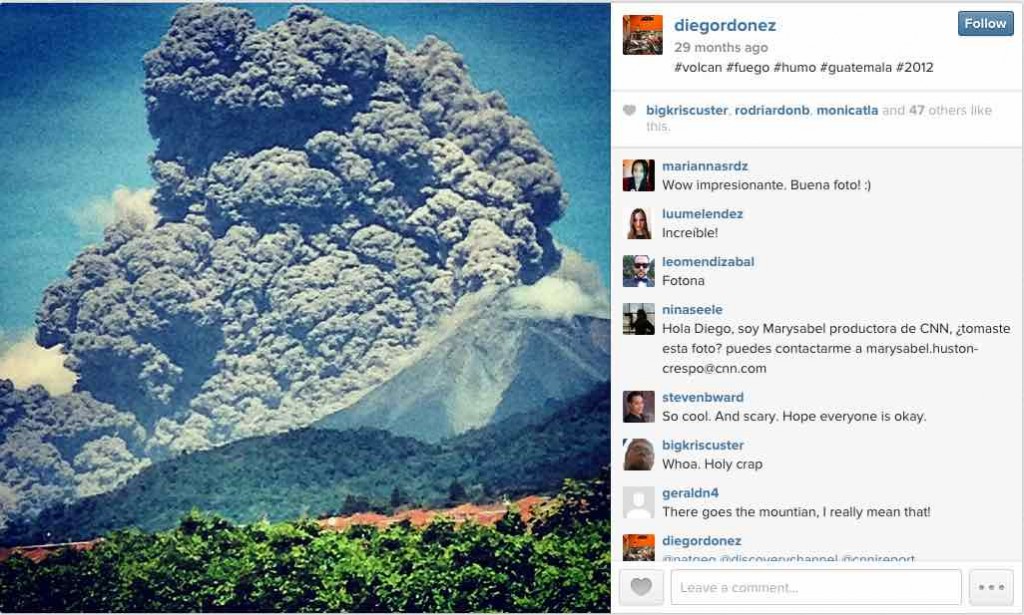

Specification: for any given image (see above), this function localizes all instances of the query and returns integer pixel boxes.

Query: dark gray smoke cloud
[3,3,570,525]
[0,380,148,525]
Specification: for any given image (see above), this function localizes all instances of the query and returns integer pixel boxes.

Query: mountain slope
[314,313,610,441]
[3,383,609,545]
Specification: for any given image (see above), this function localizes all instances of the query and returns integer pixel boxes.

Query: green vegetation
[4,385,608,545]
[0,471,610,612]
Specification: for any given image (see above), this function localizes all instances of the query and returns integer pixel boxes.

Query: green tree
[0,471,611,612]
[496,507,526,535]
[447,479,467,503]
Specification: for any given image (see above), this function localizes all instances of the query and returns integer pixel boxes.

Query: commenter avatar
[623,159,655,191]
[623,391,654,423]
[624,438,654,471]
[622,303,656,335]
[627,208,651,239]
[623,255,654,287]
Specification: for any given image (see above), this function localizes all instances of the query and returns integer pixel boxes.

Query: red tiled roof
[1,496,552,563]
[318,495,549,531]
[0,540,99,564]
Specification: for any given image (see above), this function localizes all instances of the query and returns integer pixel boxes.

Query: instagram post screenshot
[0,0,1020,613]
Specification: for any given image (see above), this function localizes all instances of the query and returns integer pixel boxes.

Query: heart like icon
[623,104,637,116]
[630,577,652,596]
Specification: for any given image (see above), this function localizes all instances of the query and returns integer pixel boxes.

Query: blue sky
[0,3,610,345]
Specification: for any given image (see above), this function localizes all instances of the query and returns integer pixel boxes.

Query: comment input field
[670,569,963,606]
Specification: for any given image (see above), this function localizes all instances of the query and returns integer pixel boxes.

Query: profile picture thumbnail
[623,159,655,192]
[623,255,654,288]
[623,486,656,519]
[623,390,655,423]
[622,303,655,336]
[624,438,654,471]
[622,15,663,55]
[623,534,656,561]
[627,207,651,239]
